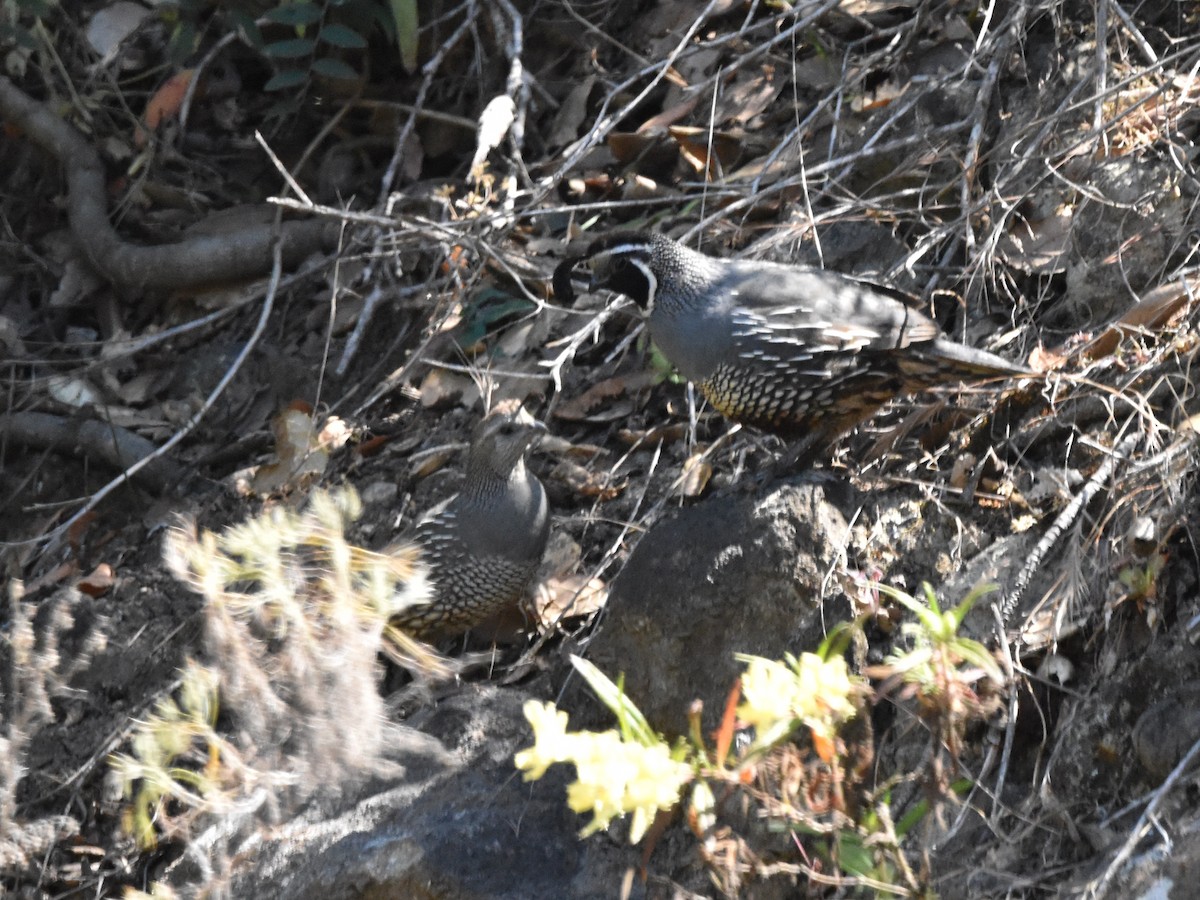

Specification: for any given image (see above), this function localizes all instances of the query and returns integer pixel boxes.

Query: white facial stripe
[632,258,657,312]
[602,242,652,258]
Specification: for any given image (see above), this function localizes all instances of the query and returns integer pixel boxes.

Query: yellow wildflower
[514,700,574,780]
[739,653,858,740]
[738,656,802,732]
[518,707,691,843]
[566,732,690,842]
[620,740,691,843]
[566,730,634,836]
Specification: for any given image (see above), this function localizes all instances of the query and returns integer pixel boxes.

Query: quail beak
[513,407,548,444]
[586,268,602,293]
[522,418,548,454]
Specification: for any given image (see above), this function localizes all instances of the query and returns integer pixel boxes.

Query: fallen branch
[0,411,183,493]
[998,427,1144,629]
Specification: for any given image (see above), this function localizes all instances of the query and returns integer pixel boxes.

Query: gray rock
[222,685,594,900]
[583,480,850,736]
[1134,682,1200,781]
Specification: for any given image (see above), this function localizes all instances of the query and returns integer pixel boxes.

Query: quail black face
[553,234,659,309]
[586,242,657,309]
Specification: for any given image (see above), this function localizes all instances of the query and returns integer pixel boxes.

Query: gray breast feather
[451,479,548,564]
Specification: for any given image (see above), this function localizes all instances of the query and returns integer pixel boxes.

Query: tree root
[0,76,337,294]
[1,412,184,493]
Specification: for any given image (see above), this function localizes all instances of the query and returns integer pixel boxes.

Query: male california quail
[391,404,550,639]
[553,232,1032,449]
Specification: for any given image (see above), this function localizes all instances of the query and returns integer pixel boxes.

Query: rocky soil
[3,0,1200,897]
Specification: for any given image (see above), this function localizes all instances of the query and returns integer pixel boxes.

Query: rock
[583,480,850,736]
[1133,682,1200,781]
[219,685,599,900]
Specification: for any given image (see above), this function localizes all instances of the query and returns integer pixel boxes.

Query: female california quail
[553,232,1032,449]
[392,404,549,639]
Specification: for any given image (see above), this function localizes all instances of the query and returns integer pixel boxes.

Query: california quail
[392,404,550,639]
[553,232,1032,449]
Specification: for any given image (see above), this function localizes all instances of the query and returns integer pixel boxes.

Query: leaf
[714,679,741,769]
[265,2,322,26]
[668,125,743,179]
[263,37,316,58]
[554,371,654,422]
[607,130,664,165]
[551,459,626,500]
[569,655,657,747]
[264,69,308,91]
[679,453,711,497]
[389,0,419,71]
[229,11,264,48]
[531,574,608,630]
[319,23,367,49]
[953,581,999,627]
[815,620,859,662]
[454,289,536,346]
[417,368,480,409]
[998,206,1074,274]
[470,94,516,179]
[166,19,198,63]
[1073,272,1200,362]
[137,69,194,147]
[877,582,941,633]
[310,57,359,80]
[953,641,1005,684]
[646,341,683,384]
[835,831,878,878]
[46,374,99,407]
[811,730,836,764]
[77,563,116,597]
[244,407,335,495]
[86,1,151,62]
[636,96,700,133]
[547,75,595,147]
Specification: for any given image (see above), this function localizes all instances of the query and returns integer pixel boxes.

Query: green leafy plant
[150,0,413,101]
[387,0,417,71]
[866,581,1003,764]
[253,0,413,97]
[109,663,270,848]
[1115,552,1166,610]
[116,488,451,849]
[261,1,364,92]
